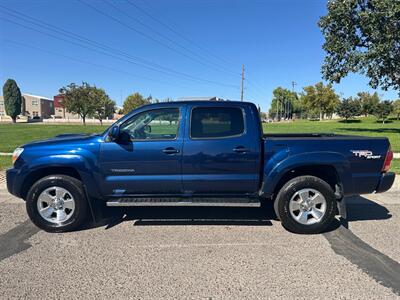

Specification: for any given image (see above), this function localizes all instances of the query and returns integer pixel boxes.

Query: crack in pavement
[324,225,400,296]
[0,219,40,261]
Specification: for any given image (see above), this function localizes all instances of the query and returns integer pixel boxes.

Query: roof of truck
[144,100,255,106]
[119,100,258,122]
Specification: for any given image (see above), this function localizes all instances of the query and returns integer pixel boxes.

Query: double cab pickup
[6,101,395,233]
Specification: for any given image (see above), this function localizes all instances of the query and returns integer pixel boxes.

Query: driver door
[99,106,184,197]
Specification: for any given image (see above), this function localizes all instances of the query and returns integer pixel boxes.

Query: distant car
[6,101,395,234]
[32,116,41,120]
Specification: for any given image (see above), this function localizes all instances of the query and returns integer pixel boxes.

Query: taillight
[382,147,393,172]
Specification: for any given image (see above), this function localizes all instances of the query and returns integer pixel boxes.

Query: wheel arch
[261,152,351,199]
[272,165,342,200]
[21,166,82,200]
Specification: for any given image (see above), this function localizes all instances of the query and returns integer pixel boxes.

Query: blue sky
[0,0,398,111]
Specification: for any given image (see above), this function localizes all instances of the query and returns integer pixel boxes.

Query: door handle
[233,146,249,153]
[162,147,180,154]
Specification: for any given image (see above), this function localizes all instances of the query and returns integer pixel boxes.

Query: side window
[190,107,244,139]
[120,108,180,140]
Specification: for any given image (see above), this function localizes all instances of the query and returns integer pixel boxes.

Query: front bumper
[6,168,21,198]
[375,172,395,193]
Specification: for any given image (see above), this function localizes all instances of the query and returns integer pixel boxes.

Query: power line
[246,80,267,98]
[78,0,237,76]
[0,5,190,76]
[0,6,238,89]
[131,0,236,67]
[0,1,271,102]
[1,38,195,91]
[247,79,269,95]
[103,0,238,77]
[0,16,182,80]
[0,4,165,72]
[1,16,236,89]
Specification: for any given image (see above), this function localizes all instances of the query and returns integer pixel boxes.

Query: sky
[0,0,398,112]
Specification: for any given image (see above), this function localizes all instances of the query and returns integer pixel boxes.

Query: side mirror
[108,126,120,141]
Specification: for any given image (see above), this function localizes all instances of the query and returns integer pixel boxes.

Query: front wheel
[26,175,88,233]
[275,176,337,234]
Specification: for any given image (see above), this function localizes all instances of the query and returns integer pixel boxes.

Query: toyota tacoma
[6,101,395,233]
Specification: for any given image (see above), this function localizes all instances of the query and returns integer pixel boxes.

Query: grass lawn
[263,117,400,152]
[0,155,11,171]
[391,159,400,174]
[0,117,398,155]
[0,123,104,153]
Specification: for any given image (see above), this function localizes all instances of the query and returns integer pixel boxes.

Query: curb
[0,153,12,156]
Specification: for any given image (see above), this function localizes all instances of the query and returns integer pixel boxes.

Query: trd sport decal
[351,150,381,159]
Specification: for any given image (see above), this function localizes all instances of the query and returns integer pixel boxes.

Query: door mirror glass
[108,125,120,141]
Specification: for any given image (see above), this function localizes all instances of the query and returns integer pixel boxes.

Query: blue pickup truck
[6,101,395,233]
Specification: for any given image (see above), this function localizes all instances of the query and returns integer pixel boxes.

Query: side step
[106,197,261,207]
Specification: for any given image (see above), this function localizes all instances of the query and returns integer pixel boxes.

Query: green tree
[2,79,22,123]
[393,99,400,121]
[123,92,149,114]
[373,100,393,124]
[91,88,116,125]
[319,0,400,92]
[336,97,361,122]
[59,82,97,125]
[357,92,380,116]
[300,82,340,120]
[268,87,298,120]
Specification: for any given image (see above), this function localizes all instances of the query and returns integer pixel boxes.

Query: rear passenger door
[182,105,259,195]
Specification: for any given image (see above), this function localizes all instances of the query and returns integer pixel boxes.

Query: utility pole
[240,64,245,101]
[291,81,297,119]
[283,97,286,120]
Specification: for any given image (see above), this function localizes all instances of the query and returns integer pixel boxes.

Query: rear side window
[190,107,244,139]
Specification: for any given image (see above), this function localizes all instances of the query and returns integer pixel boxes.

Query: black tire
[275,175,336,234]
[26,175,88,233]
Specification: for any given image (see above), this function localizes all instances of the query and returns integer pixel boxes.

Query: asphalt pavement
[0,175,399,299]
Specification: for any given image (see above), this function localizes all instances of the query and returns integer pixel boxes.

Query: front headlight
[12,147,24,165]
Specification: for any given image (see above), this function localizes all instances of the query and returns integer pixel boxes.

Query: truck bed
[263,133,387,140]
[262,133,390,196]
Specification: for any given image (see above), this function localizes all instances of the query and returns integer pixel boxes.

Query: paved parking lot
[0,176,399,299]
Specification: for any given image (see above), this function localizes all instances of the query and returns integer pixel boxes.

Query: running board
[106,197,261,207]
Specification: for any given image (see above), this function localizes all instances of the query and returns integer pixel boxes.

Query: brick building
[54,94,81,119]
[0,93,54,119]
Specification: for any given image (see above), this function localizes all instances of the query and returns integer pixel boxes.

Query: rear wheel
[26,175,88,232]
[275,176,336,234]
